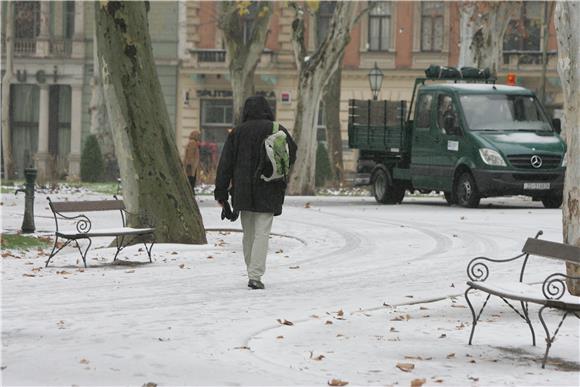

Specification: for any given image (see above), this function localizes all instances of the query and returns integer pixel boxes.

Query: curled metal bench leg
[538,306,570,368]
[465,287,491,345]
[113,235,126,261]
[143,240,155,263]
[73,238,92,268]
[521,301,536,346]
[45,237,72,267]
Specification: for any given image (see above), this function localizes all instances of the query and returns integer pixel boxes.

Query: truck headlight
[479,148,507,166]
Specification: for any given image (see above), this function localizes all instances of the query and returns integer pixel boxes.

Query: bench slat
[522,238,580,264]
[50,200,126,213]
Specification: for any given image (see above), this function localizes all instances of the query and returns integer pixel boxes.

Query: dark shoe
[248,279,265,290]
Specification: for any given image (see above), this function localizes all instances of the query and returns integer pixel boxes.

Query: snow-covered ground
[1,190,578,386]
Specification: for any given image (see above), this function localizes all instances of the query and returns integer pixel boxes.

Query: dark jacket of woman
[214,96,297,216]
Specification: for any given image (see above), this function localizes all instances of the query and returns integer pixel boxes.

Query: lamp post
[368,62,384,101]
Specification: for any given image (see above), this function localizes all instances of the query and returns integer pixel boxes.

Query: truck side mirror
[552,118,561,134]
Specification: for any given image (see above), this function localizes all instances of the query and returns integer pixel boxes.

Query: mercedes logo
[530,155,543,169]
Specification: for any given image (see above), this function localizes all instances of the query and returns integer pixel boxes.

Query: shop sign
[196,89,276,99]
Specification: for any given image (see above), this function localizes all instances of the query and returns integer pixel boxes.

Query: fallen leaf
[405,295,414,298]
[142,383,157,387]
[178,264,185,269]
[325,320,333,325]
[390,327,399,332]
[79,358,89,364]
[337,309,344,317]
[304,202,311,209]
[56,270,71,275]
[396,363,415,372]
[311,315,320,319]
[336,334,344,337]
[171,252,178,255]
[405,355,424,360]
[439,334,447,339]
[233,346,250,350]
[469,359,476,364]
[31,267,42,272]
[22,274,36,277]
[276,335,284,339]
[383,302,391,307]
[411,378,426,387]
[275,249,284,254]
[289,266,300,269]
[207,255,214,259]
[434,379,444,383]
[419,306,429,310]
[451,304,466,308]
[276,319,294,326]
[468,376,479,382]
[312,354,325,361]
[327,378,348,386]
[447,353,455,359]
[126,270,135,273]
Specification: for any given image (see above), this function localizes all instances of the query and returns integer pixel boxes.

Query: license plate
[524,182,550,190]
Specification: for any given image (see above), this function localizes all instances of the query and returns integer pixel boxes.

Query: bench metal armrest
[467,252,528,282]
[47,197,92,234]
[542,272,580,300]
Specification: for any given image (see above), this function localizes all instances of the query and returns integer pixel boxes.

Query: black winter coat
[214,96,297,216]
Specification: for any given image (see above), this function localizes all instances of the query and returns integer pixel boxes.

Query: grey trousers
[240,211,274,281]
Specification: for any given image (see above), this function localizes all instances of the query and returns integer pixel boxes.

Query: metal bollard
[15,168,37,233]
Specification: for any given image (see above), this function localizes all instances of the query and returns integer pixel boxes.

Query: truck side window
[437,94,458,134]
[415,94,433,128]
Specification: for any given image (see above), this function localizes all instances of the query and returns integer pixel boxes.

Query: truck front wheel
[372,168,405,204]
[455,172,480,208]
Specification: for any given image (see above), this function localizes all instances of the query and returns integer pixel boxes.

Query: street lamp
[368,62,384,101]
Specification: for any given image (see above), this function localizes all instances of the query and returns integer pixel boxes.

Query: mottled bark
[323,63,344,185]
[218,2,272,125]
[95,1,206,244]
[555,2,580,295]
[288,2,358,195]
[2,1,15,179]
[457,1,517,74]
[90,21,117,180]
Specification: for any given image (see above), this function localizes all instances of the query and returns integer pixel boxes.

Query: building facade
[2,1,561,183]
[1,1,179,181]
[177,1,562,182]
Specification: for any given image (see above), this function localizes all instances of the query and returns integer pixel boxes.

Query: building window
[503,2,543,52]
[368,1,391,51]
[64,1,75,39]
[201,100,233,127]
[420,2,444,52]
[242,3,259,44]
[14,1,40,39]
[316,2,336,46]
[10,84,40,178]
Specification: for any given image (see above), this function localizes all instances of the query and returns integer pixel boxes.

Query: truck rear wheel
[455,172,480,208]
[372,168,405,204]
[444,191,456,205]
[542,194,563,208]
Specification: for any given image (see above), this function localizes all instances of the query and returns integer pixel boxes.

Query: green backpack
[258,121,290,182]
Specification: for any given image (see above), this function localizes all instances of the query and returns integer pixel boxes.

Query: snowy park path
[2,192,578,386]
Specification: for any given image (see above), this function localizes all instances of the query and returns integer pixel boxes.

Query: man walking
[214,96,297,290]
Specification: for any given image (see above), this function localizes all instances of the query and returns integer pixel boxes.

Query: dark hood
[242,96,274,122]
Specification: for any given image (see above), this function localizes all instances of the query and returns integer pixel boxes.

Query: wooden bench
[464,231,580,368]
[46,196,155,268]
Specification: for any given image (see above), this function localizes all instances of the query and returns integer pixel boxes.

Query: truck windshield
[459,94,552,131]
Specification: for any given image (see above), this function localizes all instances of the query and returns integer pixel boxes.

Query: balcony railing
[503,50,558,67]
[14,38,37,57]
[49,38,72,58]
[1,36,72,58]
[195,49,227,63]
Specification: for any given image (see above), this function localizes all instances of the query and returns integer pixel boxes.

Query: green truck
[348,70,566,208]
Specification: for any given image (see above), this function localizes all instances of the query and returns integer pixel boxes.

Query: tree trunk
[287,2,358,195]
[323,63,344,186]
[218,2,272,125]
[90,20,117,180]
[2,1,14,179]
[555,2,580,296]
[95,1,206,244]
[457,2,516,74]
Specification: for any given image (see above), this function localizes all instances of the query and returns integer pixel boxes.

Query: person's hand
[217,200,225,208]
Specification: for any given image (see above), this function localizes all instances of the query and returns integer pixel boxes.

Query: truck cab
[349,68,566,208]
[410,83,565,208]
